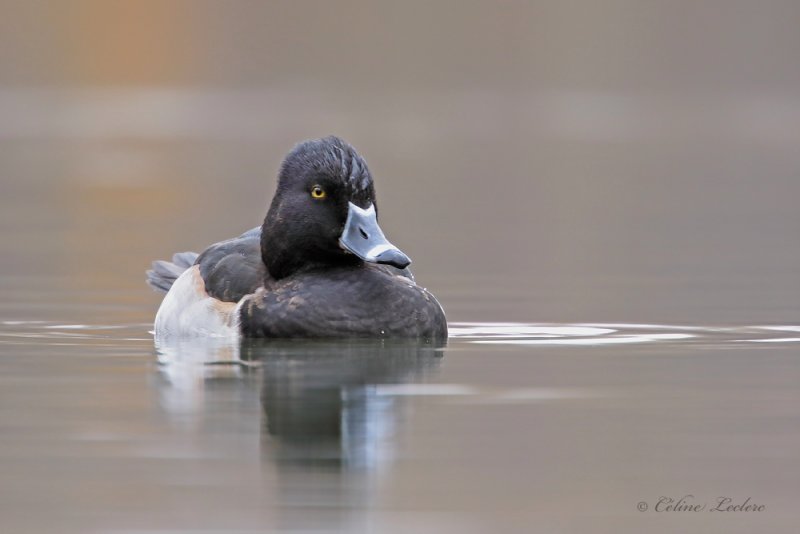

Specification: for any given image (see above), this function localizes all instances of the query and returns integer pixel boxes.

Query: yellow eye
[310,185,326,199]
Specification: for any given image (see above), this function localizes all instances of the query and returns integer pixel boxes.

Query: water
[1,314,798,533]
[3,2,800,531]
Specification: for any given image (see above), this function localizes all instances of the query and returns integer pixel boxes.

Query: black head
[261,137,410,279]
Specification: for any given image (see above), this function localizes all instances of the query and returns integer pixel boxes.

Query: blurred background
[1,2,799,533]
[1,0,798,325]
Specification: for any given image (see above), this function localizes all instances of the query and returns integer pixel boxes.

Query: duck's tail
[146,252,199,293]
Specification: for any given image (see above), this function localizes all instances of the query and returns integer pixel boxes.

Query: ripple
[449,324,615,338]
[373,384,600,403]
[1,320,799,347]
[448,322,800,346]
[0,320,152,345]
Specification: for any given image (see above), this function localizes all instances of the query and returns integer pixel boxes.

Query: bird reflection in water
[248,339,444,470]
[154,336,445,530]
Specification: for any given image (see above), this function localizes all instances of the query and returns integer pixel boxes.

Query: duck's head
[261,136,411,280]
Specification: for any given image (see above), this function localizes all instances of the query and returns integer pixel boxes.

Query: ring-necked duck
[147,136,447,340]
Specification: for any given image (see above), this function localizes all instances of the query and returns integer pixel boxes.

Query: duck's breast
[238,266,447,339]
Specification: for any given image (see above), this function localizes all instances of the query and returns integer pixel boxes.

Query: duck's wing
[146,227,266,301]
[196,227,267,303]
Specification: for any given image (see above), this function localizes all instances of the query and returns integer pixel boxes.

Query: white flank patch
[154,266,241,340]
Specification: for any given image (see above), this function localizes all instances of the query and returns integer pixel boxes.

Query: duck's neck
[260,216,359,280]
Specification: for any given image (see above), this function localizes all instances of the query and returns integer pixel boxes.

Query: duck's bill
[339,202,411,269]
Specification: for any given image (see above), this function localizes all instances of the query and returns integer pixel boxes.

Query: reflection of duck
[154,337,444,469]
[154,337,444,531]
[154,336,259,424]
[250,339,443,470]
[147,136,447,340]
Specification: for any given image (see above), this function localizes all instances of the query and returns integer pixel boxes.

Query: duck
[147,136,447,341]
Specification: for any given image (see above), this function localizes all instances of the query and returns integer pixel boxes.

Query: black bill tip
[374,248,411,270]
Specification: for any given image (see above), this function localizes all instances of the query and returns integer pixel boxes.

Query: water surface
[1,315,798,533]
